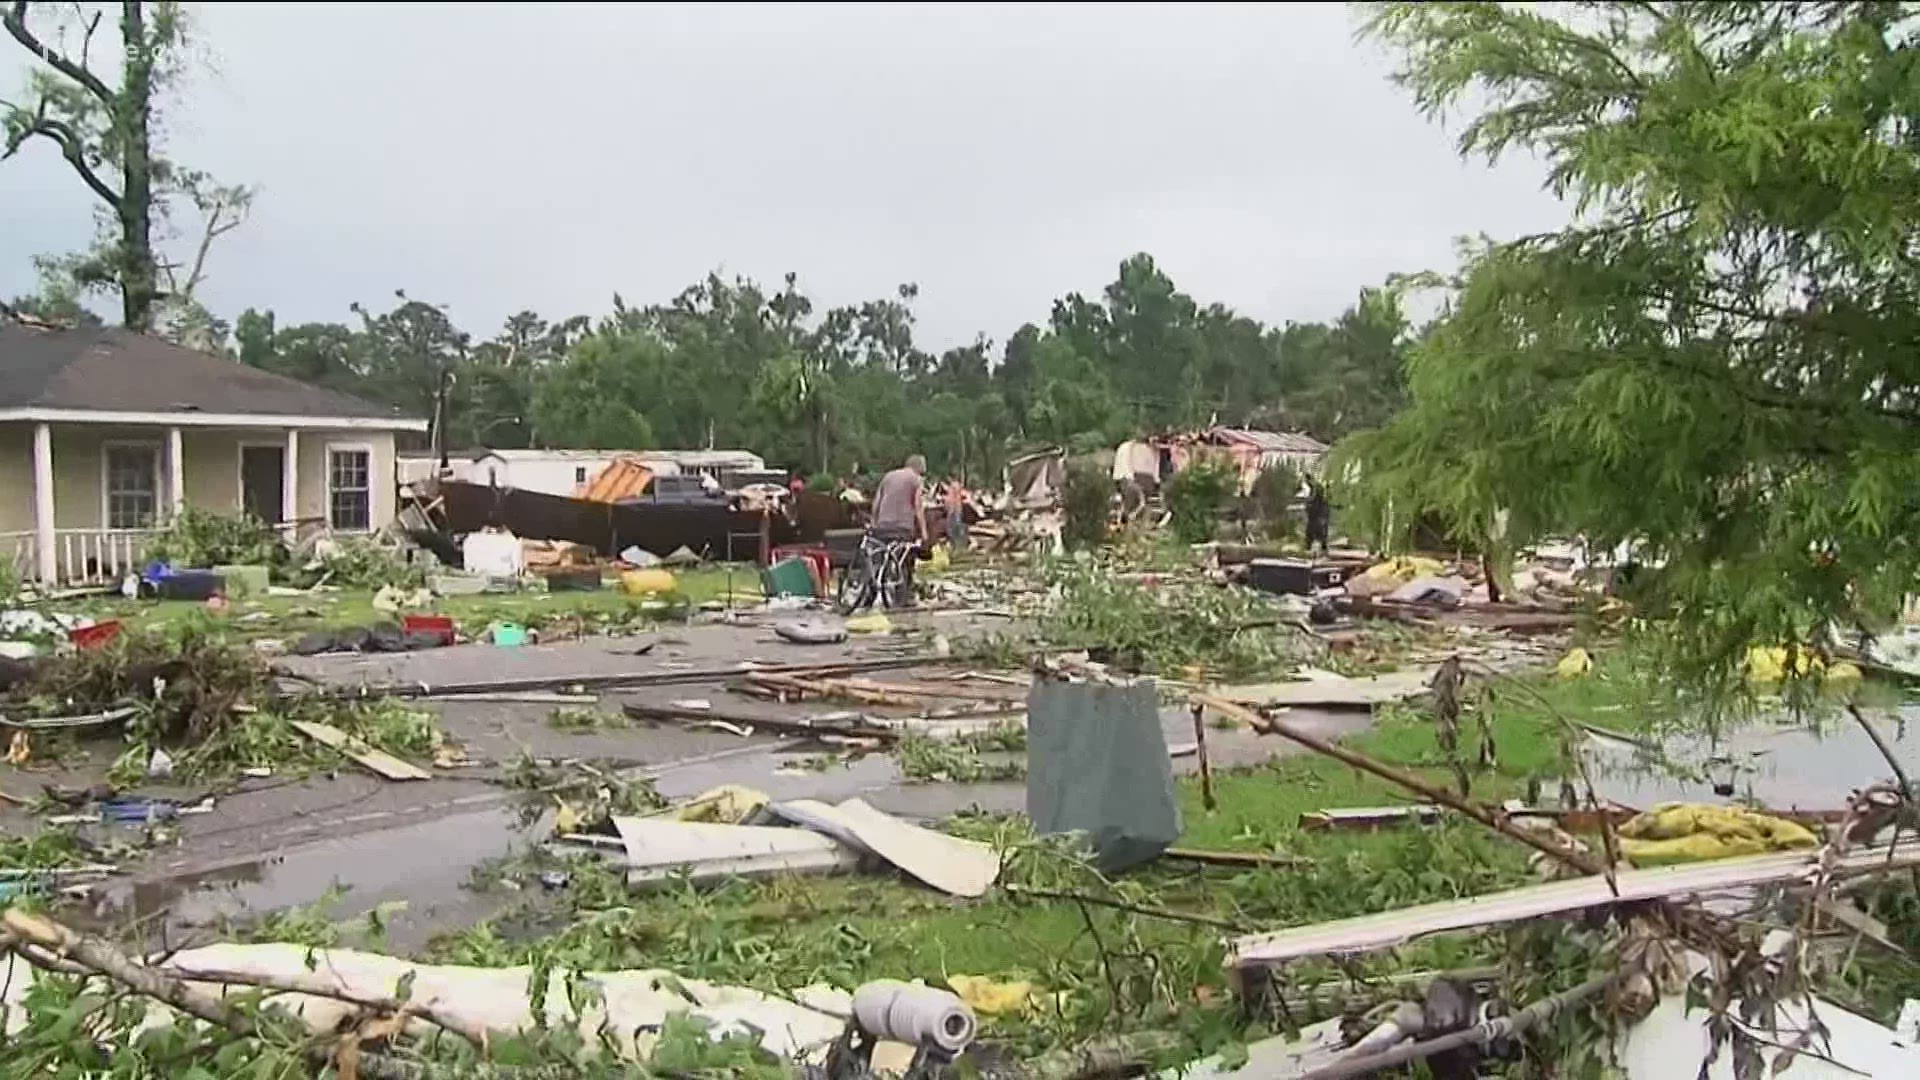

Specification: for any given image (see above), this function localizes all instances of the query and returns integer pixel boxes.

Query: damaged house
[0,323,426,586]
[1115,426,1329,494]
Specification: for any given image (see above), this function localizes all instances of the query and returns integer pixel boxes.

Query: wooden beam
[1228,841,1920,970]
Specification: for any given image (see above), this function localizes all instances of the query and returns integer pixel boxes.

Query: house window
[328,448,372,530]
[105,445,159,529]
[574,466,588,484]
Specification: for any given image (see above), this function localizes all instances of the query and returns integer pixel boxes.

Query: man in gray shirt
[854,454,926,609]
[870,454,927,541]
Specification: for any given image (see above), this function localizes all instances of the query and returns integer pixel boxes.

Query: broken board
[288,720,431,781]
[1228,842,1920,969]
[1214,667,1435,711]
[767,797,999,897]
[605,817,861,886]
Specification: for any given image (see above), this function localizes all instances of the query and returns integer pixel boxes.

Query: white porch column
[32,423,55,585]
[166,426,185,515]
[283,429,300,526]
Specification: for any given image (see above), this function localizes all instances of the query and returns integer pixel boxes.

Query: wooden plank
[1227,841,1920,970]
[1213,668,1435,711]
[288,720,432,781]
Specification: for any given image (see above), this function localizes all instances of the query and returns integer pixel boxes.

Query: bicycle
[838,531,918,613]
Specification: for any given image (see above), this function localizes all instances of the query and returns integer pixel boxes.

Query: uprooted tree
[1345,0,1920,684]
[2,1,249,336]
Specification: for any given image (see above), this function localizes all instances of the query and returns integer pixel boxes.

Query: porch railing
[1,529,158,588]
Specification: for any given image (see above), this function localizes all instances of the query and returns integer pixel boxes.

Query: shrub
[1250,461,1304,539]
[1165,458,1237,544]
[311,536,424,590]
[144,508,284,569]
[1061,461,1112,549]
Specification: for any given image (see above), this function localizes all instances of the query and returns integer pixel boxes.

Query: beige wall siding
[298,431,397,531]
[0,423,400,536]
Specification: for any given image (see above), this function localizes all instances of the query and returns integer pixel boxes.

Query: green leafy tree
[531,332,659,450]
[1351,1,1920,681]
[1263,287,1412,440]
[3,1,243,332]
[352,293,470,459]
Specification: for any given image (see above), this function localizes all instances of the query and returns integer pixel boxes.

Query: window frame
[100,440,163,530]
[326,443,376,532]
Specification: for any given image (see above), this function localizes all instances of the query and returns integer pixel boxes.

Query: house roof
[1205,427,1329,455]
[0,323,425,429]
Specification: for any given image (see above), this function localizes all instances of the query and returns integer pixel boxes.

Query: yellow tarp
[946,975,1037,1015]
[1358,556,1446,587]
[1555,647,1593,679]
[1616,803,1819,867]
[619,569,678,596]
[1744,646,1861,687]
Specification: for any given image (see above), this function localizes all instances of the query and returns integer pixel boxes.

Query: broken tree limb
[1162,846,1309,869]
[1002,883,1249,932]
[1296,965,1628,1080]
[1194,692,1608,877]
[0,911,430,1080]
[1226,840,1920,969]
[1189,701,1216,811]
[2,908,249,1033]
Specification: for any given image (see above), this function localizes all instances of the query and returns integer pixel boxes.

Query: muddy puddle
[69,743,1027,953]
[1586,705,1920,811]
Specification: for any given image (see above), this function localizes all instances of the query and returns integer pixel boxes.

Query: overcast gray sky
[1,2,1567,348]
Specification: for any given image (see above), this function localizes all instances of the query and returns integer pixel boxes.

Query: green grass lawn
[59,565,762,642]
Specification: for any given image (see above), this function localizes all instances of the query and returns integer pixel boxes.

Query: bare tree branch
[3,1,115,105]
[173,185,250,298]
[11,108,120,207]
[74,5,98,72]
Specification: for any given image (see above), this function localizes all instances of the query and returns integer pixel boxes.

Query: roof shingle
[0,323,420,423]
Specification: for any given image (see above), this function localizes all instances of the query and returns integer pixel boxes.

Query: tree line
[224,256,1410,483]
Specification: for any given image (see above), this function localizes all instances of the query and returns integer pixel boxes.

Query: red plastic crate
[401,613,457,646]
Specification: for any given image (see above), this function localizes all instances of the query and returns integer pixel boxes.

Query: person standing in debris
[942,475,969,552]
[1305,479,1331,556]
[856,454,927,608]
